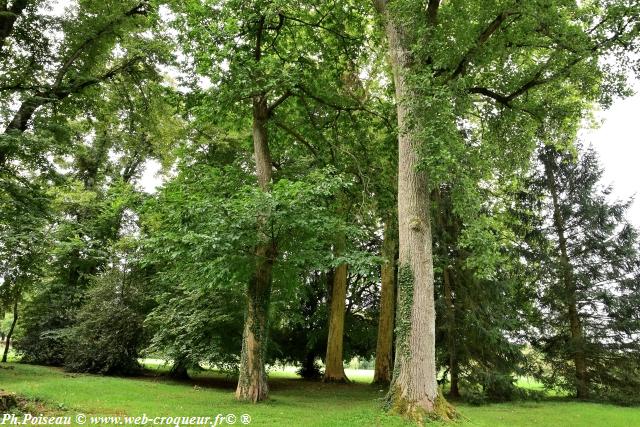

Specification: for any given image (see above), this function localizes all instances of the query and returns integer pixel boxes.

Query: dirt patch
[0,390,18,411]
[0,390,58,416]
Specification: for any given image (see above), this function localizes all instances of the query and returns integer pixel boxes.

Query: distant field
[1,362,638,426]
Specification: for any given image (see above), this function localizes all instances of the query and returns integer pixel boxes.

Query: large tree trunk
[235,247,273,402]
[235,96,275,402]
[374,218,397,385]
[542,148,588,399]
[376,2,455,421]
[2,299,18,363]
[323,232,349,383]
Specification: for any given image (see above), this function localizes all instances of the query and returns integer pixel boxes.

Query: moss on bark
[386,385,458,424]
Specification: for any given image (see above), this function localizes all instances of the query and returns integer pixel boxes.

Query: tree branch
[272,118,319,158]
[295,84,393,128]
[0,0,29,50]
[254,15,265,61]
[468,86,511,106]
[426,0,439,27]
[281,13,358,42]
[2,56,142,137]
[53,2,148,88]
[445,10,517,81]
[267,90,291,116]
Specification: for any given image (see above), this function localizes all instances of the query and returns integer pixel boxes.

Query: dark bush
[15,282,78,366]
[64,268,149,375]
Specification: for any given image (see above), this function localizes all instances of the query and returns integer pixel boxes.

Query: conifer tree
[528,142,640,402]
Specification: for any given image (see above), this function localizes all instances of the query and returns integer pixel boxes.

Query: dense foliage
[525,144,640,404]
[1,0,639,422]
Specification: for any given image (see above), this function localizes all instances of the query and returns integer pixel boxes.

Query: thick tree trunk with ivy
[236,246,273,402]
[375,0,455,421]
[374,219,397,385]
[2,299,18,363]
[323,232,349,383]
[542,148,588,399]
[235,95,275,402]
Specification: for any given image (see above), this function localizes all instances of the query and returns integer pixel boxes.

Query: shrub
[64,268,149,375]
[14,282,77,366]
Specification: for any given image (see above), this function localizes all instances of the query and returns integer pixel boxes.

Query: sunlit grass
[0,362,637,426]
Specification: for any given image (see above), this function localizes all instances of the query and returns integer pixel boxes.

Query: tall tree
[173,0,367,400]
[372,0,640,420]
[432,185,530,401]
[528,142,640,402]
[13,59,176,365]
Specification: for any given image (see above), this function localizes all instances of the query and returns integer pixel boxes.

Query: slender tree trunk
[443,267,460,398]
[236,96,275,402]
[542,148,588,399]
[2,299,18,363]
[376,2,455,421]
[169,356,190,380]
[323,232,349,383]
[434,189,460,399]
[374,218,397,385]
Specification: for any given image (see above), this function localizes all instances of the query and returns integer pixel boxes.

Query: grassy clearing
[0,362,638,426]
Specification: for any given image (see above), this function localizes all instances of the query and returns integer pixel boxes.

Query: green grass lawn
[1,362,638,426]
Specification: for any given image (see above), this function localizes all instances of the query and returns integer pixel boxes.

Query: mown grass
[0,362,638,426]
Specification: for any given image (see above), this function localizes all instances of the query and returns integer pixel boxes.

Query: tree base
[386,386,458,423]
[372,378,391,388]
[322,374,350,384]
[235,379,269,403]
[168,363,190,380]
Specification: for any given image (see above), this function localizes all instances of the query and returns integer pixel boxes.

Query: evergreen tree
[432,183,532,402]
[528,142,640,403]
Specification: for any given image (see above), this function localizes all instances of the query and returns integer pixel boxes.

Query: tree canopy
[1,0,639,424]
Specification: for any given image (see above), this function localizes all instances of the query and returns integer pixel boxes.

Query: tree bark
[235,245,273,402]
[235,95,274,402]
[374,218,397,385]
[0,97,44,167]
[375,1,455,421]
[542,148,588,399]
[2,299,18,363]
[4,96,45,133]
[323,232,349,383]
